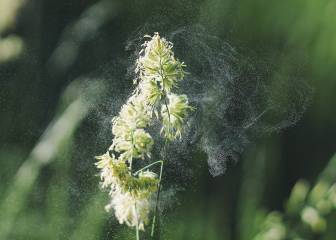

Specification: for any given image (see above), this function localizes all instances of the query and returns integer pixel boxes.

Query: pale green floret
[161,93,193,140]
[112,128,153,162]
[111,95,153,162]
[139,170,158,179]
[114,96,151,132]
[137,33,185,93]
[132,129,154,158]
[96,152,158,197]
[160,60,185,92]
[119,105,149,129]
[112,116,133,140]
[95,152,130,189]
[95,152,113,169]
[96,153,157,231]
[112,135,132,153]
[124,172,158,198]
[138,79,162,106]
[107,191,151,231]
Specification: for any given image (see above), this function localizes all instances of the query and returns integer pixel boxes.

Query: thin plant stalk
[134,204,140,240]
[133,161,163,176]
[151,161,164,238]
[132,160,164,238]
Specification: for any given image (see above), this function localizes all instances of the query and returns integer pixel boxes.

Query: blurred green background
[0,0,335,239]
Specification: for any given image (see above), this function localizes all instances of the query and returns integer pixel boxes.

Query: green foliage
[253,154,336,240]
[0,0,336,239]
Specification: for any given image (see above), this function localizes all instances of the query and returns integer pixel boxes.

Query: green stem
[136,222,140,240]
[158,53,171,123]
[129,158,133,170]
[163,97,171,122]
[129,130,135,171]
[151,160,164,237]
[134,204,140,240]
[132,161,164,238]
[133,161,163,176]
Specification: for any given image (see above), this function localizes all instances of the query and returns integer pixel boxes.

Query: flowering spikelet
[136,33,185,93]
[106,191,151,231]
[161,93,193,140]
[95,152,128,190]
[96,33,194,233]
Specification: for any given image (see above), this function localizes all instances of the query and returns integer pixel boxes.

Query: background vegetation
[0,0,335,239]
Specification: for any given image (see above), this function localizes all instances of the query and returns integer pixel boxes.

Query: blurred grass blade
[318,153,336,183]
[69,193,106,240]
[237,145,267,240]
[45,140,73,240]
[0,97,89,239]
[47,0,121,76]
[238,138,281,240]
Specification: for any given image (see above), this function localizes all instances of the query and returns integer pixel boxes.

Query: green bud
[328,184,336,208]
[301,206,326,233]
[309,181,330,205]
[286,180,310,215]
[316,198,332,215]
[253,212,286,240]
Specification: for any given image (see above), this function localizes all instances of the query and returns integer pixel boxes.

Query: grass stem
[151,160,164,238]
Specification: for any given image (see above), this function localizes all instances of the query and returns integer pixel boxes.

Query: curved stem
[133,160,163,176]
